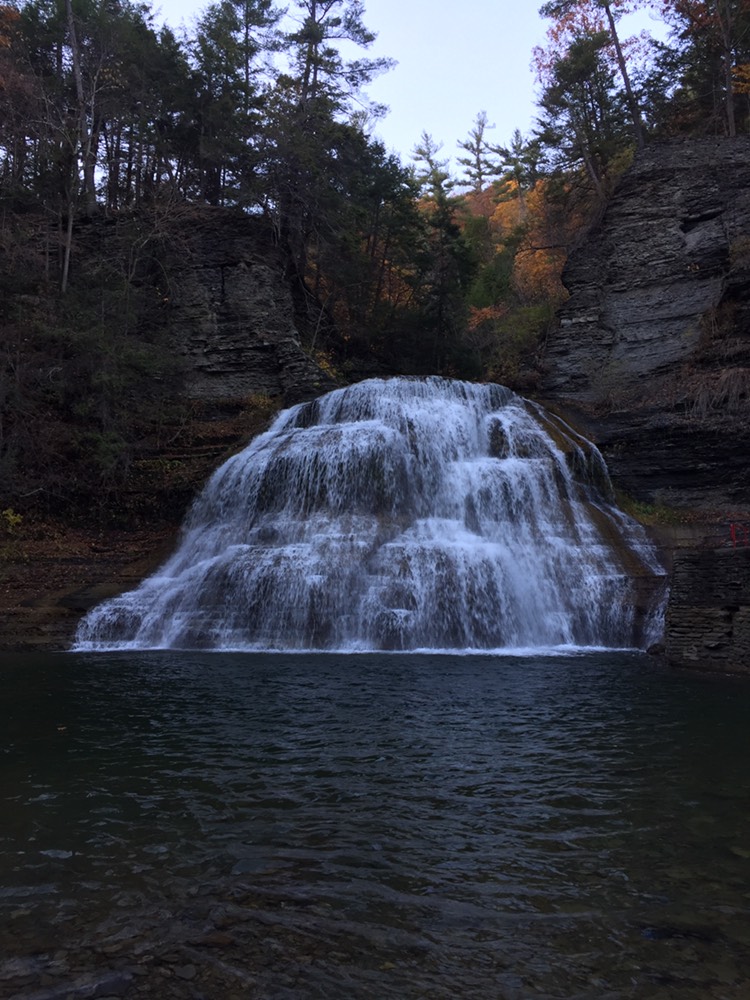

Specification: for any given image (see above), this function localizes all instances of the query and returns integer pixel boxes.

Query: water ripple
[2,650,750,998]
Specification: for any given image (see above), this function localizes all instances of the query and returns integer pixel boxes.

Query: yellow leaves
[489,190,523,236]
[508,182,573,307]
[1,507,23,535]
[513,246,568,304]
[732,62,750,94]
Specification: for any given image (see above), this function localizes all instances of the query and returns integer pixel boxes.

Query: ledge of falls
[73,377,667,653]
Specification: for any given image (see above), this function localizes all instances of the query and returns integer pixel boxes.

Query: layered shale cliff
[541,136,750,514]
[540,137,750,672]
[163,209,335,405]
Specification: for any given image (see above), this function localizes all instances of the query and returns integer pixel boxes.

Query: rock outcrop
[164,209,336,405]
[666,546,750,674]
[540,138,750,673]
[0,207,339,651]
[541,137,750,515]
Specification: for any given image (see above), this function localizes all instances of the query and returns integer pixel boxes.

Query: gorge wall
[666,546,750,674]
[162,209,336,405]
[5,146,750,667]
[167,171,750,672]
[541,136,750,514]
[0,208,337,650]
[540,137,750,673]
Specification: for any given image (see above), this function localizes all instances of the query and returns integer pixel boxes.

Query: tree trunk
[61,199,74,294]
[602,1,645,149]
[720,0,737,136]
[65,0,97,214]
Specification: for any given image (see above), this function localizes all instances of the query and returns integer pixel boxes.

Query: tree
[411,132,477,370]
[535,28,629,201]
[262,0,394,313]
[412,130,455,204]
[283,0,393,106]
[457,110,499,192]
[656,0,750,135]
[188,0,280,204]
[0,5,40,202]
[491,128,541,218]
[298,129,427,352]
[539,0,647,147]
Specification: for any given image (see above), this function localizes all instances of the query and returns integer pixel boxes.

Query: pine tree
[263,0,394,307]
[411,132,476,370]
[539,0,647,147]
[655,0,750,136]
[490,128,541,218]
[535,29,629,201]
[457,111,499,193]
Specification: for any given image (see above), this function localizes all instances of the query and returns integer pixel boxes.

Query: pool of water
[2,650,750,998]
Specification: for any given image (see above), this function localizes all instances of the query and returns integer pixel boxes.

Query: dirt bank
[0,520,178,652]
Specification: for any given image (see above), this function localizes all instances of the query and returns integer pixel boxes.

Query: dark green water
[2,650,750,999]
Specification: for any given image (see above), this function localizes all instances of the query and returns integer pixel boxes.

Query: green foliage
[467,235,519,309]
[537,29,629,201]
[457,111,499,193]
[1,507,22,534]
[483,303,555,384]
[614,491,685,527]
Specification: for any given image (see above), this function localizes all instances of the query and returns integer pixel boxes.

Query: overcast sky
[153,0,666,170]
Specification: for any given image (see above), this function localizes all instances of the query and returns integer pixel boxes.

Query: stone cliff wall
[540,137,750,515]
[666,546,750,674]
[164,209,336,405]
[0,208,339,651]
[539,138,750,673]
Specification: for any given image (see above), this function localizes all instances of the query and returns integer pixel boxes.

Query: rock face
[666,547,750,674]
[541,137,750,514]
[165,209,336,404]
[540,138,750,673]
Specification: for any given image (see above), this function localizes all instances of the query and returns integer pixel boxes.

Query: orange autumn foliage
[467,303,509,333]
[513,244,567,303]
[489,191,524,243]
[733,62,750,94]
[510,182,587,305]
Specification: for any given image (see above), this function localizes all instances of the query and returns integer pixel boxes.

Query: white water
[74,377,666,652]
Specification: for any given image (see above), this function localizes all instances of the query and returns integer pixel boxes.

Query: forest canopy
[2,0,749,351]
[1,0,749,513]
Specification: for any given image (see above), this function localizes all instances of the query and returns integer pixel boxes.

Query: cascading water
[74,377,666,653]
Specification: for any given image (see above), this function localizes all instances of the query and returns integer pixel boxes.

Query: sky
[153,0,666,171]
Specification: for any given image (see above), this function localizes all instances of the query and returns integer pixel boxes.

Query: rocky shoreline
[3,514,750,676]
[0,522,177,654]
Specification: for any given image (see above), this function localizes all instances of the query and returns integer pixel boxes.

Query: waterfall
[74,377,666,653]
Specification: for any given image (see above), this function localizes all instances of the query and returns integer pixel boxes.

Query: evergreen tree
[188,0,280,204]
[491,128,541,218]
[536,29,629,201]
[284,0,393,106]
[261,0,394,317]
[412,130,455,204]
[539,0,647,147]
[457,110,499,192]
[654,0,750,136]
[411,132,476,371]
